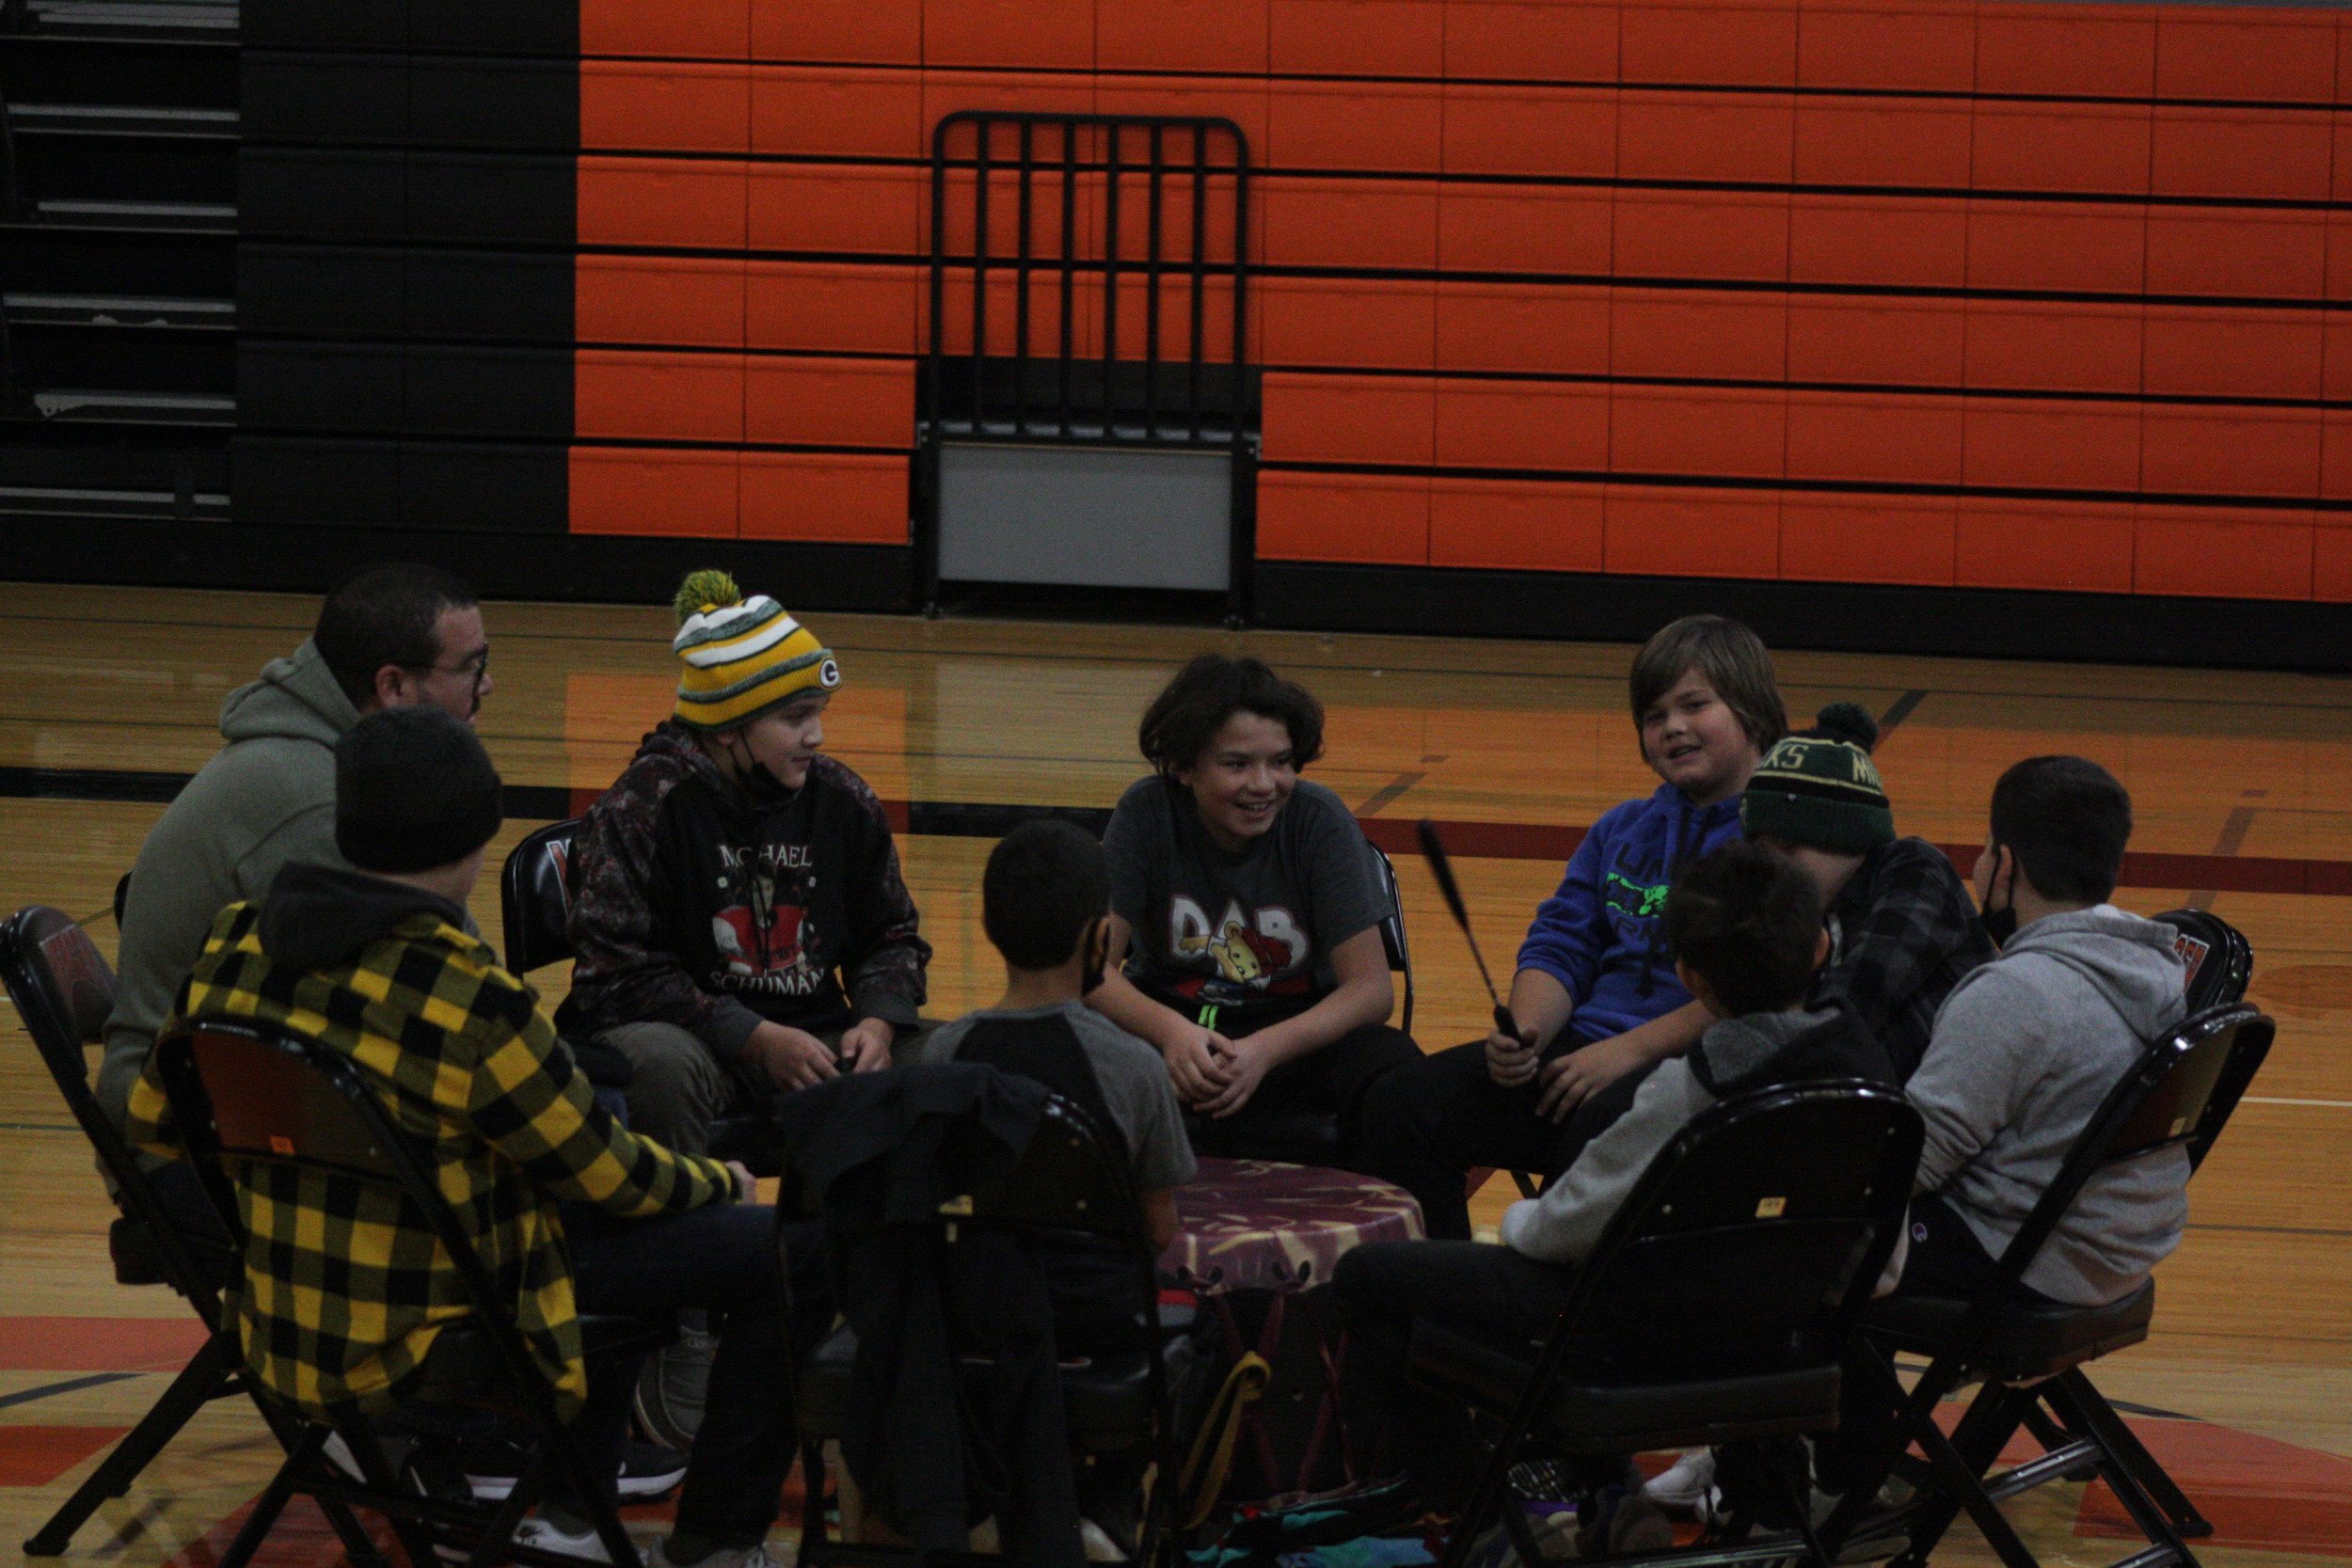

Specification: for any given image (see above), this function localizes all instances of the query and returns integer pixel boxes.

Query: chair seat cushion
[797,1323,1161,1453]
[1864,1280,2153,1379]
[1406,1321,1843,1454]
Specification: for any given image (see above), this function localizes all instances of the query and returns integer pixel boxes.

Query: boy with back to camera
[1646,702,1995,1517]
[914,819,1197,1561]
[1359,615,1788,1240]
[918,819,1196,1263]
[1333,843,1897,1547]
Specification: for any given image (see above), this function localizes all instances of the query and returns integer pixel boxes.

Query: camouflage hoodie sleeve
[820,758,930,1031]
[564,753,768,1058]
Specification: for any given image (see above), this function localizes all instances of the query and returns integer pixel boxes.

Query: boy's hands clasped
[744,1018,893,1091]
[1163,1028,1276,1118]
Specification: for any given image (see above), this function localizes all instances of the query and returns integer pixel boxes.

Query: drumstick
[1415,819,1521,1041]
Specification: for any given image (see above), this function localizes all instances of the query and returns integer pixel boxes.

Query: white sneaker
[1645,1448,1722,1519]
[511,1516,615,1563]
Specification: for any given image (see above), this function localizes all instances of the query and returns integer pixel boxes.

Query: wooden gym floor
[1,582,2346,1565]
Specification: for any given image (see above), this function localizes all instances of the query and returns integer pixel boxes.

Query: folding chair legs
[217,1426,327,1568]
[2039,1377,2201,1568]
[22,1333,240,1556]
[2049,1373,2211,1540]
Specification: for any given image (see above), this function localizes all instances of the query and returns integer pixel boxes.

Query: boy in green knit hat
[1736,702,1993,1081]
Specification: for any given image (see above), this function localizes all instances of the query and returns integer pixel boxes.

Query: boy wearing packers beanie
[1740,703,1993,1078]
[560,571,930,1158]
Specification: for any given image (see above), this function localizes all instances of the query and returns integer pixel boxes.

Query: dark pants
[564,1203,832,1546]
[1813,1194,2058,1497]
[1356,1037,1659,1241]
[1185,1021,1423,1164]
[1332,1240,1579,1508]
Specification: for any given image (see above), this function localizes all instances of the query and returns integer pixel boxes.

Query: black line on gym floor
[2187,790,2265,913]
[1875,690,1929,738]
[0,1372,143,1413]
[1356,772,1426,816]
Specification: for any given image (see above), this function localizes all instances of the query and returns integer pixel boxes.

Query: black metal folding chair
[1820,1003,2275,1568]
[501,817,580,975]
[149,1017,675,1568]
[786,1085,1194,1567]
[2,906,384,1562]
[1410,1080,1924,1568]
[1368,838,1415,1038]
[2147,910,2257,1170]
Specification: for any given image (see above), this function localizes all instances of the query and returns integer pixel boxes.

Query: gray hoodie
[1501,1005,1895,1264]
[97,640,359,1127]
[1907,906,2189,1307]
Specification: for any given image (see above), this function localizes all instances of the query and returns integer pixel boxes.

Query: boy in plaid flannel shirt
[129,706,819,1568]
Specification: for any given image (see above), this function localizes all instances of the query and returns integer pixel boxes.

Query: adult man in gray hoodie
[97,562,489,1145]
[1812,754,2188,1500]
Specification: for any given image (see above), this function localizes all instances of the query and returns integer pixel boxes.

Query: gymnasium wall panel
[224,0,2352,624]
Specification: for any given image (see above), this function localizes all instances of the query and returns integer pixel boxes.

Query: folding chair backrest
[1557,1083,1922,1379]
[153,1018,601,1433]
[1992,1004,2269,1283]
[3,904,155,1195]
[3,906,119,1124]
[1365,839,1414,1034]
[961,1095,1141,1237]
[781,1087,1161,1333]
[501,819,579,974]
[2147,909,2253,1014]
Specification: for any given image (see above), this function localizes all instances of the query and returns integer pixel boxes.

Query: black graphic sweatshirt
[558,722,929,1057]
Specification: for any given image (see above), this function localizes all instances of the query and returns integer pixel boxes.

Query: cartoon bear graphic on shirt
[1166,896,1311,1004]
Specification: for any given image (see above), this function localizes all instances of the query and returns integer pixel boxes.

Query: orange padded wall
[572,0,2351,605]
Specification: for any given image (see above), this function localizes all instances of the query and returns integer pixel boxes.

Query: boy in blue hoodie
[1359,615,1787,1240]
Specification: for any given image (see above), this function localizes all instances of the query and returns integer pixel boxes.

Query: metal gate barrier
[916,111,1257,620]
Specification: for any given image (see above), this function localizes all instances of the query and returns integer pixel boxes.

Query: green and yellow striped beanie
[669,569,840,732]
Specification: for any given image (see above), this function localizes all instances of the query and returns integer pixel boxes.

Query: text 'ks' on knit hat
[670,569,840,733]
[1739,702,1895,854]
[335,705,504,874]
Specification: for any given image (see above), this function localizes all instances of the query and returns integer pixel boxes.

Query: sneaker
[511,1516,614,1564]
[634,1323,719,1450]
[646,1543,782,1568]
[1645,1449,1718,1512]
[322,1432,367,1483]
[1079,1517,1129,1562]
[465,1439,690,1502]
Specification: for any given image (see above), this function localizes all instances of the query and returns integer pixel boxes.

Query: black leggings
[1184,1020,1423,1165]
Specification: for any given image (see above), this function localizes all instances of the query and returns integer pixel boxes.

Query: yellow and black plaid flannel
[127,901,732,1420]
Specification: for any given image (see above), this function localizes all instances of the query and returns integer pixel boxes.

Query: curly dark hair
[1665,842,1825,1017]
[1137,654,1325,776]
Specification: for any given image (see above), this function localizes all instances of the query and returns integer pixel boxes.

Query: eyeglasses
[409,647,490,689]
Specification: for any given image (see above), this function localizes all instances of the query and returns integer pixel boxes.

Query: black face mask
[723,735,792,800]
[1977,844,2019,949]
